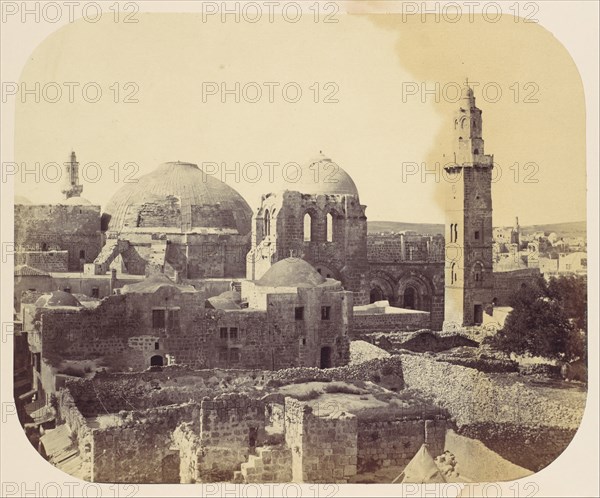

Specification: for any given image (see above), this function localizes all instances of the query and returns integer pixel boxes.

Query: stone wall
[357,418,446,473]
[492,268,541,306]
[91,403,199,483]
[15,251,69,272]
[353,311,431,334]
[400,354,583,429]
[237,445,293,483]
[56,389,94,480]
[15,204,102,271]
[197,393,267,481]
[367,233,444,263]
[400,354,584,472]
[284,397,358,483]
[459,423,578,473]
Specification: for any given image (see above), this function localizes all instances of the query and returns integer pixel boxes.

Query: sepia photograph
[1,1,598,496]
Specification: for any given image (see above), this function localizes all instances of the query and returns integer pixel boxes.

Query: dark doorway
[474,304,483,325]
[320,346,332,369]
[248,427,258,449]
[404,287,416,309]
[370,287,384,303]
[150,355,164,367]
[161,453,180,483]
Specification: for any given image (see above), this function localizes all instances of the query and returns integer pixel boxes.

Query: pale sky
[14,12,586,226]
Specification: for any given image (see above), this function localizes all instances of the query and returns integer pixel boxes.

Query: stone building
[14,151,103,273]
[246,153,369,305]
[24,258,351,397]
[366,232,445,330]
[443,86,494,328]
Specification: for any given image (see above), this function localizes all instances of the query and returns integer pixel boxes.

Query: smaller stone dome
[288,153,359,197]
[35,291,82,308]
[257,258,327,288]
[121,273,196,294]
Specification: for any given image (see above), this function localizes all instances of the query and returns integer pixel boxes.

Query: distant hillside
[367,221,444,235]
[519,221,586,236]
[368,220,586,236]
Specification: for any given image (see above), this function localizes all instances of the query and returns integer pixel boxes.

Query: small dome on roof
[257,258,327,288]
[287,153,359,197]
[120,273,196,294]
[35,291,82,308]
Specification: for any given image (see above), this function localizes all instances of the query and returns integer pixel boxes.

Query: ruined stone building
[247,153,369,305]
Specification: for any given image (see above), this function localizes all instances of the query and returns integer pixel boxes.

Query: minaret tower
[443,84,494,328]
[62,150,83,199]
[510,216,521,245]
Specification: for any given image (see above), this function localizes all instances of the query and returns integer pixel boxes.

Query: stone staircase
[233,445,292,483]
[90,239,125,274]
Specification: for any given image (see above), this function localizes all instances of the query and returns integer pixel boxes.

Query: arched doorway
[150,355,164,367]
[370,286,385,303]
[367,273,395,305]
[161,453,180,483]
[404,287,417,309]
[397,275,433,312]
[320,347,332,369]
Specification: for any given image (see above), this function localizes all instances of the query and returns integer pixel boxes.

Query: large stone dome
[289,153,359,197]
[102,161,252,234]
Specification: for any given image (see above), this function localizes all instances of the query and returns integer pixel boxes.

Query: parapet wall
[353,311,431,334]
[357,418,446,473]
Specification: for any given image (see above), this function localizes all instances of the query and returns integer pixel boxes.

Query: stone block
[343,464,357,476]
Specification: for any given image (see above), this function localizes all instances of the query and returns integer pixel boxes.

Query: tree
[488,275,586,362]
[546,274,587,330]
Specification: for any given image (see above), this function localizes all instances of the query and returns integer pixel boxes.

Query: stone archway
[397,275,433,312]
[150,355,164,367]
[367,272,396,305]
[370,286,385,303]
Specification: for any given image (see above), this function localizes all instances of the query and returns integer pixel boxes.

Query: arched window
[326,213,333,242]
[264,210,271,237]
[474,263,483,285]
[404,287,416,309]
[303,213,313,242]
[450,262,456,284]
